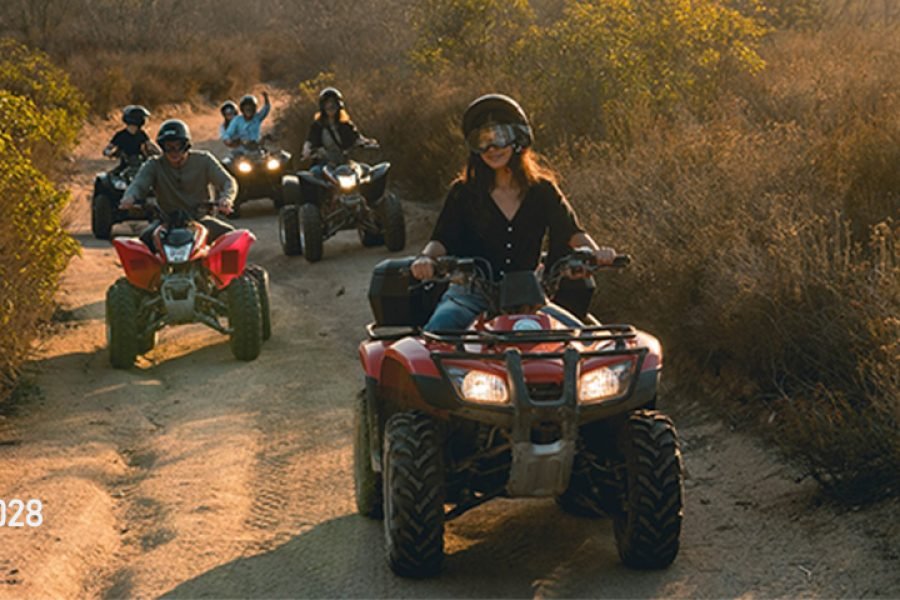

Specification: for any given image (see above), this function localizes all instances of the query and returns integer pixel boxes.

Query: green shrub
[0,42,82,394]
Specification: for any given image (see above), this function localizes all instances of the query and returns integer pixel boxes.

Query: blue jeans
[423,284,584,332]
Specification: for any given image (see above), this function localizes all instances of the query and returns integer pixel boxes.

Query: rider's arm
[120,160,156,208]
[257,91,271,122]
[142,139,161,157]
[411,183,465,280]
[568,232,616,265]
[208,154,237,211]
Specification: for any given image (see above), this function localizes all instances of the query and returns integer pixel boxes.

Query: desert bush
[0,42,83,394]
[560,24,899,495]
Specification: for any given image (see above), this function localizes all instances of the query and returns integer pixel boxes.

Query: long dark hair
[314,108,351,125]
[458,147,559,197]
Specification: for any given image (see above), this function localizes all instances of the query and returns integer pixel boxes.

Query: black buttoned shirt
[430,178,584,279]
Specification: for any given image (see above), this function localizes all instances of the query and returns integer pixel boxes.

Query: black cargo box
[368,258,448,327]
[552,275,596,321]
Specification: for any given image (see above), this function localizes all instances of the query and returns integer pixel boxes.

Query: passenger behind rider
[410,94,618,332]
[223,91,271,153]
[102,105,160,171]
[299,87,375,205]
[120,119,237,249]
[218,100,239,142]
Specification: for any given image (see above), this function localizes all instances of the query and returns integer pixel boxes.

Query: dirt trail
[0,97,897,599]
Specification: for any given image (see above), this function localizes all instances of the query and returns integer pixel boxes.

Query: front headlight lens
[163,244,192,264]
[266,158,280,171]
[113,179,128,191]
[579,362,632,404]
[238,161,252,173]
[337,174,357,191]
[461,370,509,404]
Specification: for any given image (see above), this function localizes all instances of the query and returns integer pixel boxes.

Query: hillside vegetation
[0,0,897,498]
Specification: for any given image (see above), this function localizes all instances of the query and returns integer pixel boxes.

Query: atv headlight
[238,161,252,174]
[163,244,192,264]
[113,179,128,191]
[579,362,632,404]
[461,370,509,404]
[266,158,281,171]
[337,174,357,191]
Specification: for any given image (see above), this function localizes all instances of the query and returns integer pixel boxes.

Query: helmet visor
[467,123,519,154]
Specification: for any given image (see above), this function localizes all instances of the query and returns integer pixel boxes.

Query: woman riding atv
[410,93,617,331]
[103,105,160,171]
[299,87,376,204]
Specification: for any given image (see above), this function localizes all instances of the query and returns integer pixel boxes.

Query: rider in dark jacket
[299,87,376,204]
[103,105,160,171]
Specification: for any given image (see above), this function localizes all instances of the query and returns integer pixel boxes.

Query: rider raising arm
[223,91,271,150]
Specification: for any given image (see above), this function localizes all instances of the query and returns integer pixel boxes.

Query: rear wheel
[613,410,683,569]
[245,265,272,341]
[106,278,140,368]
[278,206,302,256]
[381,193,405,252]
[92,194,114,240]
[383,411,444,577]
[301,203,324,263]
[354,388,383,518]
[227,274,262,361]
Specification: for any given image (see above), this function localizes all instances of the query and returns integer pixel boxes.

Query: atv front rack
[425,323,638,350]
[365,322,640,348]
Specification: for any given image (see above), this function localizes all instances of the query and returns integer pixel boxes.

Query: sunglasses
[467,123,519,154]
[163,141,188,155]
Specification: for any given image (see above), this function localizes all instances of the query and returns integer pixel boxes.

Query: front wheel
[354,388,383,518]
[278,206,302,256]
[92,194,114,240]
[301,202,324,263]
[245,265,272,341]
[383,411,445,577]
[381,193,405,252]
[106,278,141,368]
[613,410,683,569]
[227,274,262,361]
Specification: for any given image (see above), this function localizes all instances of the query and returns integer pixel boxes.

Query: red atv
[106,206,271,368]
[357,251,683,577]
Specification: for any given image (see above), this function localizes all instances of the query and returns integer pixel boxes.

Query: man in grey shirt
[121,119,237,244]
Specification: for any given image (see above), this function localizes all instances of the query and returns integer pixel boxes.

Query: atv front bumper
[410,346,659,497]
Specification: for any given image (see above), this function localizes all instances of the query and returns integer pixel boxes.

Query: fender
[204,229,256,290]
[634,330,663,371]
[383,336,441,381]
[112,239,162,291]
[359,340,387,381]
[367,161,391,182]
[298,170,331,188]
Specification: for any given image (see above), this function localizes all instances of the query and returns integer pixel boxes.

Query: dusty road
[0,98,897,599]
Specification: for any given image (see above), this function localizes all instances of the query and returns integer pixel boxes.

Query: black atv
[221,136,292,218]
[277,144,405,262]
[91,155,155,240]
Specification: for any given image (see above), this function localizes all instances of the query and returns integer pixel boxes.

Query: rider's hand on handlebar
[411,255,436,281]
[593,246,617,266]
[216,199,233,215]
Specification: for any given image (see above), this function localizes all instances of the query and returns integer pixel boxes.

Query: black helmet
[123,105,151,126]
[318,87,344,111]
[220,100,238,116]
[239,94,258,111]
[462,94,533,152]
[156,119,192,148]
